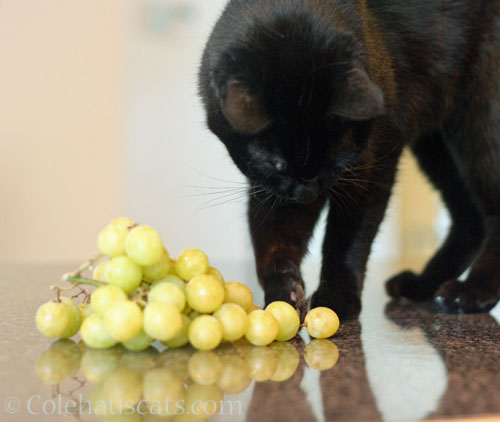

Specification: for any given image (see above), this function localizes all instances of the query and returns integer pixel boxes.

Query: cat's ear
[220,80,271,134]
[330,67,385,121]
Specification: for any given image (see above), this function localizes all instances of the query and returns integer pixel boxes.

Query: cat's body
[199,0,500,319]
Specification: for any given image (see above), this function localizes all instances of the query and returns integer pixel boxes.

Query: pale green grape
[36,339,80,385]
[142,249,171,282]
[93,261,111,282]
[80,303,93,319]
[80,348,121,384]
[184,384,223,418]
[304,339,339,370]
[216,354,251,394]
[103,301,142,342]
[187,351,222,385]
[224,281,253,311]
[305,307,340,339]
[161,314,191,349]
[60,297,82,338]
[206,266,225,285]
[175,248,209,280]
[143,368,184,415]
[213,303,248,342]
[148,282,186,312]
[244,346,279,382]
[245,310,279,346]
[36,301,71,338]
[188,315,223,351]
[98,224,128,258]
[247,304,262,313]
[100,368,143,411]
[143,302,182,341]
[108,256,142,294]
[185,274,224,313]
[270,342,300,381]
[156,274,186,292]
[91,285,127,316]
[125,225,164,266]
[122,329,153,352]
[81,314,117,349]
[109,217,135,229]
[265,301,300,341]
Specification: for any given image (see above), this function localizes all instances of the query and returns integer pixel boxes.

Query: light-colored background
[0,0,442,269]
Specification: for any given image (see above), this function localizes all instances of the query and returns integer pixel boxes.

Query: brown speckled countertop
[1,261,500,422]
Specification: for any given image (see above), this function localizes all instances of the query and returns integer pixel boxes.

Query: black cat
[198,0,500,319]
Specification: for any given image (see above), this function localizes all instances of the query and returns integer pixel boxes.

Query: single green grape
[143,302,182,341]
[265,301,300,341]
[206,266,225,286]
[98,224,128,257]
[188,315,223,351]
[187,351,222,385]
[224,281,253,311]
[92,260,111,282]
[125,225,164,266]
[108,256,143,294]
[80,347,121,384]
[161,314,191,349]
[143,368,185,415]
[304,339,339,370]
[185,274,224,313]
[269,342,300,381]
[175,248,209,280]
[80,314,117,349]
[100,368,143,410]
[148,282,186,312]
[213,303,248,342]
[305,307,340,339]
[244,346,279,382]
[245,310,279,346]
[35,339,81,385]
[103,301,143,342]
[184,383,223,418]
[36,301,71,338]
[155,274,186,292]
[216,354,251,394]
[60,297,82,338]
[142,249,171,282]
[122,329,153,352]
[91,285,127,316]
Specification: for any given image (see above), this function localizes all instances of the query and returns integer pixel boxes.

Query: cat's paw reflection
[433,280,499,314]
[310,285,361,320]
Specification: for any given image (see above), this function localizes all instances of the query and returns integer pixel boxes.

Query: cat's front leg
[249,192,326,317]
[311,151,402,320]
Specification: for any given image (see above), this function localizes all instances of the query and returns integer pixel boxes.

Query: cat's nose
[294,180,319,204]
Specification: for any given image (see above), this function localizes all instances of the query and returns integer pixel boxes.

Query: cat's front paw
[263,274,307,319]
[433,280,499,314]
[385,270,437,301]
[310,285,361,320]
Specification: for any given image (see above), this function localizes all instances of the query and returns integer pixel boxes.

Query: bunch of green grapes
[36,337,339,419]
[36,217,340,353]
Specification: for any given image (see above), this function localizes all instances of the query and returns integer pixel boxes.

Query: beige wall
[0,1,123,262]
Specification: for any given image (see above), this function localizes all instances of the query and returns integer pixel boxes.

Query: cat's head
[200,15,384,204]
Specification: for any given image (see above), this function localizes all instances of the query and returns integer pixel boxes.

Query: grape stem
[67,276,105,288]
[62,253,103,282]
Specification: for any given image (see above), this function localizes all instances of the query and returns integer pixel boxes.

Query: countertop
[1,260,500,422]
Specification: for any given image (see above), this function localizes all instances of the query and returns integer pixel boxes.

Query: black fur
[199,0,500,319]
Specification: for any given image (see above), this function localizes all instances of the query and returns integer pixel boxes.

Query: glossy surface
[1,261,500,421]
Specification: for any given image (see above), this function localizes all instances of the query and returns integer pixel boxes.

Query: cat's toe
[385,270,436,301]
[264,275,307,318]
[310,286,361,320]
[433,280,499,314]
